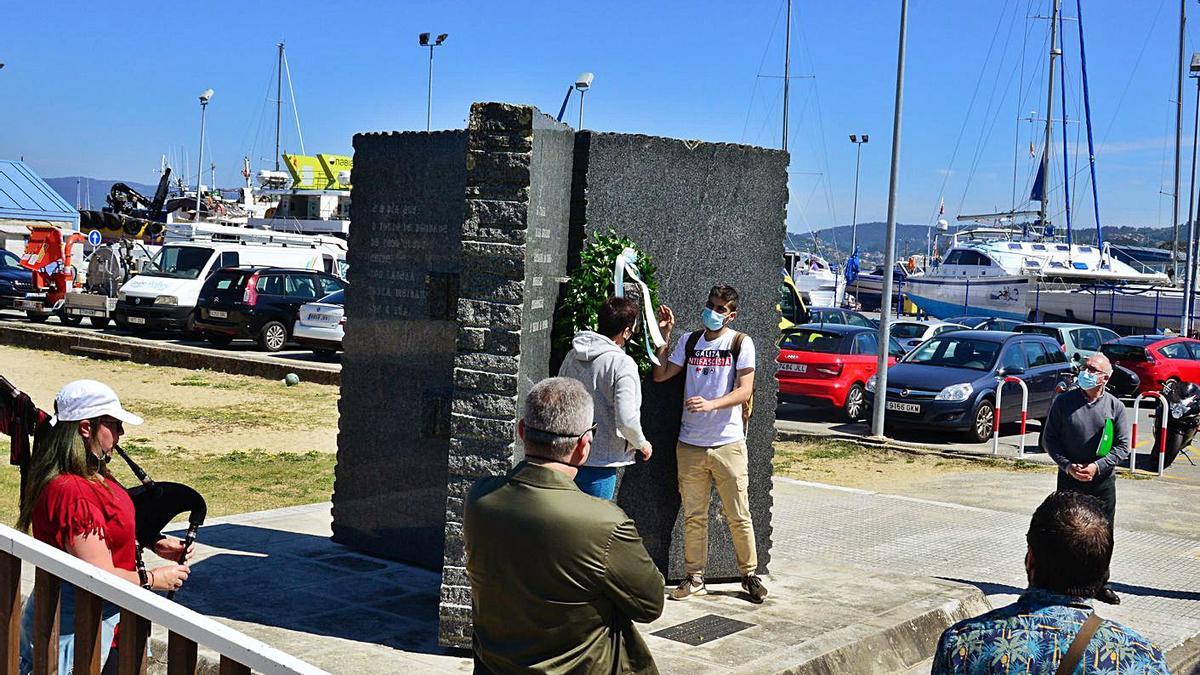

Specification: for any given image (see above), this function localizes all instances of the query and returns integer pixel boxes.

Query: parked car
[293,289,345,358]
[776,324,906,420]
[193,267,347,352]
[888,320,968,350]
[1100,335,1200,397]
[941,315,1023,332]
[1014,322,1119,364]
[865,330,1073,443]
[0,250,34,310]
[808,307,878,329]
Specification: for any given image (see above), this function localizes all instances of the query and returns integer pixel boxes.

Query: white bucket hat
[50,380,143,426]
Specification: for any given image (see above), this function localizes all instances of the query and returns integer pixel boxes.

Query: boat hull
[904,275,1031,321]
[1031,285,1192,333]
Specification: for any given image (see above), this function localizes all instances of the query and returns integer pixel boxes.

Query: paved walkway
[151,470,1200,673]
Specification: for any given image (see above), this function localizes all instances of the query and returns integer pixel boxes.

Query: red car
[1100,335,1200,396]
[776,324,906,420]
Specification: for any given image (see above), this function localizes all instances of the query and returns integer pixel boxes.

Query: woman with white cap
[15,380,192,674]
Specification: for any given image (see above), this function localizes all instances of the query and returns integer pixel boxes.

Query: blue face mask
[701,308,727,331]
[1075,370,1099,390]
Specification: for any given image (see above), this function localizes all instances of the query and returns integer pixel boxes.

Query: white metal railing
[0,523,327,675]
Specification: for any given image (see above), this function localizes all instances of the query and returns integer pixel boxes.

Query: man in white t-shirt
[651,284,767,604]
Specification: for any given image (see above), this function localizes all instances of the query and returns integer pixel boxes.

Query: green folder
[1096,418,1114,458]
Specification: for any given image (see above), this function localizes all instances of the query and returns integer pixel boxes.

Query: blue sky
[0,0,1192,231]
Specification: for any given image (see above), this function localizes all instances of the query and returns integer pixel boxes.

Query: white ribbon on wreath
[612,247,666,365]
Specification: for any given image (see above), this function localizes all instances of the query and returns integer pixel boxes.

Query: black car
[193,267,346,351]
[808,307,878,329]
[0,250,34,310]
[864,330,1073,443]
[941,315,1023,332]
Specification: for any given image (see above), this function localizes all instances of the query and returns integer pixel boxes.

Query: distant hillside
[45,176,159,211]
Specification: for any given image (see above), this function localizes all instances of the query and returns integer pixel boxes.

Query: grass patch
[170,374,246,391]
[0,445,335,527]
[124,398,329,433]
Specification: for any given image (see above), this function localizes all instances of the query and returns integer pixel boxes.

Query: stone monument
[331,129,468,569]
[437,103,575,647]
[569,131,788,581]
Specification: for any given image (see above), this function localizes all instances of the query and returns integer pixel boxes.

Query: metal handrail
[1131,391,1169,477]
[0,524,326,674]
[993,376,1030,456]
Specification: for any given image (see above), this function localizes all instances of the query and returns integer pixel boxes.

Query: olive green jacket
[465,462,665,675]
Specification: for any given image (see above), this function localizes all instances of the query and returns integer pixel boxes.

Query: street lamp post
[418,32,448,132]
[849,134,869,253]
[575,72,594,129]
[871,0,910,440]
[195,88,213,218]
[1183,52,1200,335]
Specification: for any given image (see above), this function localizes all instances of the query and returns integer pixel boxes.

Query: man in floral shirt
[932,492,1168,674]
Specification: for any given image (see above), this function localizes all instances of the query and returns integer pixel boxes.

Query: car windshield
[142,246,213,280]
[943,316,985,327]
[1017,325,1060,339]
[903,336,1001,371]
[779,329,845,353]
[1101,343,1148,362]
[890,323,928,339]
[0,251,21,270]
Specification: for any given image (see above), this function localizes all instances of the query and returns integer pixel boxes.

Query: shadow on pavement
[169,523,461,656]
[936,577,1024,598]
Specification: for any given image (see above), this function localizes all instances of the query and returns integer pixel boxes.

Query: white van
[114,239,346,332]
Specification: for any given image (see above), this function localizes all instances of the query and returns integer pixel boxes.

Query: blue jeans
[20,584,120,675]
[574,466,619,500]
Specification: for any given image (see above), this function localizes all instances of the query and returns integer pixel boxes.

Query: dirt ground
[0,346,340,455]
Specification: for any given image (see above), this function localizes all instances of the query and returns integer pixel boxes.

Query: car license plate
[14,299,41,311]
[886,401,921,413]
[779,363,807,373]
[128,316,146,325]
[81,309,104,317]
[209,310,228,319]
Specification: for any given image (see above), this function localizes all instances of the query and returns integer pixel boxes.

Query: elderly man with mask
[464,377,665,675]
[1041,352,1129,605]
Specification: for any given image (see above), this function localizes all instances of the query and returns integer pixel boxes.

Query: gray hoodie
[557,331,648,467]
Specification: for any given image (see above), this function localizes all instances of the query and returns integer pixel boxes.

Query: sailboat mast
[1038,0,1061,231]
[782,0,791,152]
[275,42,284,172]
[1173,0,1186,276]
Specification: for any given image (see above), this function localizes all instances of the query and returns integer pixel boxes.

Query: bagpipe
[0,375,206,598]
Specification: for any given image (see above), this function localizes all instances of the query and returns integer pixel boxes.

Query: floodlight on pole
[195,88,214,217]
[849,133,870,254]
[419,32,449,131]
[575,72,594,130]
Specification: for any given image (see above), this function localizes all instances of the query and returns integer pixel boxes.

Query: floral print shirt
[932,588,1169,674]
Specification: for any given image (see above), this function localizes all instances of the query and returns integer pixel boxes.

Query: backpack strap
[685,330,703,362]
[1055,612,1102,675]
[731,331,745,366]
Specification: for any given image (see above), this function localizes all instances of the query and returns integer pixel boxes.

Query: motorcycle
[1136,382,1200,471]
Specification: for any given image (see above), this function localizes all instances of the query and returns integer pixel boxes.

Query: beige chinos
[677,439,757,576]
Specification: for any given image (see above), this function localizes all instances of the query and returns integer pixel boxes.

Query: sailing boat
[905,0,1170,327]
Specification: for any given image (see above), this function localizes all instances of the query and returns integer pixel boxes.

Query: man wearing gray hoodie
[558,297,653,499]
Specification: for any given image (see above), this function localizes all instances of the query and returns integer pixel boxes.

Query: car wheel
[967,399,995,444]
[25,312,47,324]
[843,384,866,421]
[258,320,288,352]
[205,333,233,347]
[1162,377,1182,398]
[58,314,82,327]
[89,317,110,329]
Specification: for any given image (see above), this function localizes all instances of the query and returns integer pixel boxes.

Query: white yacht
[784,250,842,307]
[246,153,351,237]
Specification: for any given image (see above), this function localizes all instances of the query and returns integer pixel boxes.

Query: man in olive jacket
[465,377,665,674]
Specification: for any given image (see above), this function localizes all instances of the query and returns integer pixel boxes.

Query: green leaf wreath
[553,231,661,378]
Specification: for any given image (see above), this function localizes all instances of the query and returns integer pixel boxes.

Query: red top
[31,474,137,571]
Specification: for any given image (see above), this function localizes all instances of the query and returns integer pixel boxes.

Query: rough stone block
[454,352,520,375]
[457,298,522,330]
[451,390,518,421]
[454,368,519,396]
[451,412,516,442]
[461,240,527,280]
[460,273,525,304]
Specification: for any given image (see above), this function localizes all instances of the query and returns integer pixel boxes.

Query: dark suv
[0,250,34,310]
[193,267,346,351]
